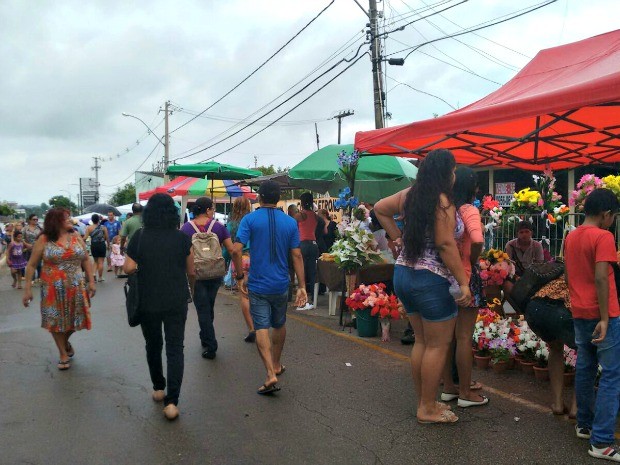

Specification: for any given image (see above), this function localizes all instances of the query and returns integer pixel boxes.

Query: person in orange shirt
[564,188,620,462]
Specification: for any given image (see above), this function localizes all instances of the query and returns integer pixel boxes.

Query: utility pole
[254,155,258,169]
[314,123,320,150]
[369,0,384,129]
[332,110,354,144]
[160,100,171,183]
[92,156,102,203]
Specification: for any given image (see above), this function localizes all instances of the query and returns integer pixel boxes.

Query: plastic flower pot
[355,308,378,337]
[507,356,516,370]
[533,365,549,381]
[519,360,536,374]
[491,360,508,373]
[474,354,491,370]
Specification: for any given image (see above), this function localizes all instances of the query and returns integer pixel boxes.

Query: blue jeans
[574,317,620,445]
[249,291,288,330]
[193,278,222,352]
[394,266,457,322]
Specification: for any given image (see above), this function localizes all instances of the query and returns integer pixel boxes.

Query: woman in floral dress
[22,208,96,370]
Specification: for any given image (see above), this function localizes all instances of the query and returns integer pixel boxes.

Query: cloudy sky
[2,0,617,205]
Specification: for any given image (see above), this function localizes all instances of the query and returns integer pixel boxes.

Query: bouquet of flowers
[331,224,382,272]
[564,345,577,373]
[509,187,542,214]
[345,283,401,319]
[482,195,504,224]
[478,248,515,286]
[533,169,563,213]
[569,174,604,211]
[334,186,359,211]
[602,174,620,200]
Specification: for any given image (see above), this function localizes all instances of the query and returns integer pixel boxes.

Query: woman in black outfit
[124,193,195,421]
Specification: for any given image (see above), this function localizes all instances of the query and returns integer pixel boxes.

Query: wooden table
[315,260,395,317]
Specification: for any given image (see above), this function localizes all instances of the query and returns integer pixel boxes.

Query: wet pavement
[0,264,607,465]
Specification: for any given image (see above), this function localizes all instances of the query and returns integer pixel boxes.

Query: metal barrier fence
[481,213,587,258]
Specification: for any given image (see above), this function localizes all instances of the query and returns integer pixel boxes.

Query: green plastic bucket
[356,308,378,337]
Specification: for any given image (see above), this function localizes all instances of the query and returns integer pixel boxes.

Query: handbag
[509,260,564,313]
[124,230,143,327]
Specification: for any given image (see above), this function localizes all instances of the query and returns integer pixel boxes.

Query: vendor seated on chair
[503,220,545,298]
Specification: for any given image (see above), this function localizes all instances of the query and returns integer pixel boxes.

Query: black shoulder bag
[124,229,143,327]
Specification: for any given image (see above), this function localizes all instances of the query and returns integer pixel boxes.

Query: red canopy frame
[355,30,620,171]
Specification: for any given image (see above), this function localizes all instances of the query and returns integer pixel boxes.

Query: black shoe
[202,350,216,360]
[401,332,415,345]
[244,331,256,343]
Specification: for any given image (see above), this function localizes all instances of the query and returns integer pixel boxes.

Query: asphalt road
[0,265,606,465]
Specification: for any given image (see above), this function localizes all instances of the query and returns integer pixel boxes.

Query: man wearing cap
[232,180,306,395]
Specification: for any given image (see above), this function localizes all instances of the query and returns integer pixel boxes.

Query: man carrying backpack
[181,197,235,360]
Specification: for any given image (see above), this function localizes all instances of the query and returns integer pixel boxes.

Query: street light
[121,112,165,147]
[122,106,170,183]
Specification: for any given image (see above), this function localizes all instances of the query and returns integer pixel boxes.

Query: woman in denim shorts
[374,149,471,425]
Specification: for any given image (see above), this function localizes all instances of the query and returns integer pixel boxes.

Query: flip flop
[66,343,75,358]
[275,365,286,376]
[471,381,483,390]
[417,410,458,424]
[57,360,71,371]
[257,383,281,395]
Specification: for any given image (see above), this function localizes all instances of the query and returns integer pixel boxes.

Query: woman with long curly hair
[22,208,96,371]
[374,149,470,424]
[124,193,195,420]
[227,197,255,342]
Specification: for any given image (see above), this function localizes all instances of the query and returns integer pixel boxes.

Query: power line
[170,39,369,162]
[386,75,457,110]
[168,29,365,159]
[385,1,558,60]
[197,53,369,163]
[388,37,503,84]
[394,0,520,71]
[172,108,329,127]
[100,140,162,187]
[169,0,336,135]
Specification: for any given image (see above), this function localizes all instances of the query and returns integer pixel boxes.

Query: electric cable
[170,39,369,162]
[100,140,162,187]
[386,75,457,110]
[169,30,365,158]
[191,53,370,163]
[385,1,557,60]
[169,0,336,135]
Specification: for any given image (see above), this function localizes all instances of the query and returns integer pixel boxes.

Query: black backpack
[509,261,565,313]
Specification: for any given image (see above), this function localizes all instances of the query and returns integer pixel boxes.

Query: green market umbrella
[167,162,262,180]
[288,144,417,203]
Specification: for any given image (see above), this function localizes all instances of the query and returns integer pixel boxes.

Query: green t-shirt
[120,215,143,244]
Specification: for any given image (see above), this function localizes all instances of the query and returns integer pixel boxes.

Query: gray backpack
[189,220,226,280]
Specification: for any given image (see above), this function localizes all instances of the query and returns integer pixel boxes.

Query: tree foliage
[49,195,78,214]
[24,203,49,218]
[108,183,136,206]
[0,203,16,216]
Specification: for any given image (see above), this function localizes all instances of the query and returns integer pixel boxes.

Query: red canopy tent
[354,30,620,171]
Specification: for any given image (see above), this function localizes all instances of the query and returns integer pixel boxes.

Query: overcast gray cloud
[1,0,617,205]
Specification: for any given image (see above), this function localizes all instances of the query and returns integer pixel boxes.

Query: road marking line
[289,313,552,414]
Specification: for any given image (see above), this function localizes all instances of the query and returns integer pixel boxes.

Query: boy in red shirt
[565,188,620,462]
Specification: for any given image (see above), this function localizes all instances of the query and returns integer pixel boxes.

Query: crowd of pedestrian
[7,153,620,460]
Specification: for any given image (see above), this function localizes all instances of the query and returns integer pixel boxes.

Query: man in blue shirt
[104,210,122,272]
[233,181,306,395]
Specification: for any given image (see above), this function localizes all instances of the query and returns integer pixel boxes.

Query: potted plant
[472,308,500,369]
[516,322,539,374]
[533,342,550,381]
[563,346,577,387]
[345,283,399,338]
[489,338,516,373]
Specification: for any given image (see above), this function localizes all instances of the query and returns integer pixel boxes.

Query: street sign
[495,182,515,208]
[80,177,99,209]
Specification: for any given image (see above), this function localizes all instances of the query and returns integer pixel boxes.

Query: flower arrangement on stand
[331,226,381,274]
[479,249,515,286]
[569,174,605,211]
[509,188,542,215]
[345,283,401,340]
[482,195,504,224]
